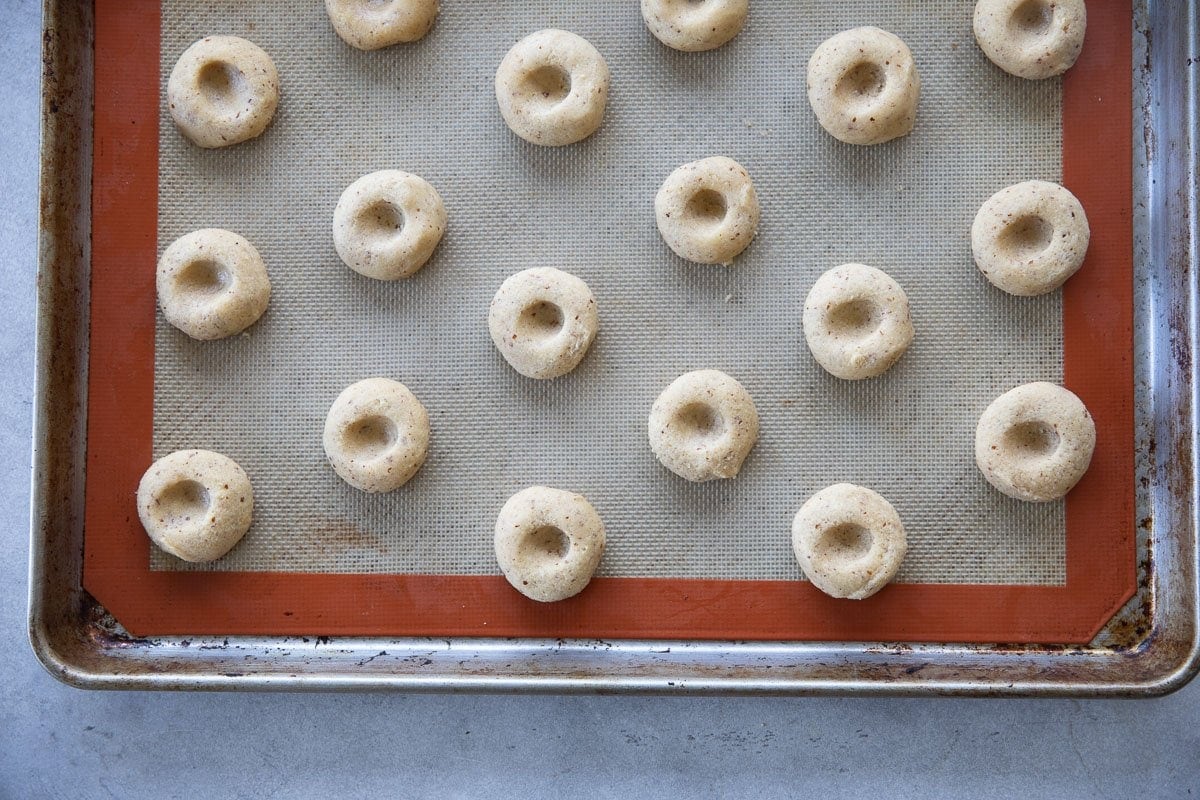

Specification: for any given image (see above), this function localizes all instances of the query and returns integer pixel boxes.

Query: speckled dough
[137,449,254,563]
[495,486,606,602]
[791,483,907,600]
[975,382,1096,502]
[157,229,271,341]
[333,170,447,280]
[655,157,760,265]
[803,263,913,381]
[323,378,431,493]
[325,0,439,50]
[972,180,1090,296]
[167,36,280,148]
[641,0,748,52]
[973,0,1087,80]
[807,27,920,146]
[495,29,610,147]
[648,369,760,482]
[488,267,599,380]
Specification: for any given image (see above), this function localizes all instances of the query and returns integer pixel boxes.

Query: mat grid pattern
[154,1,1065,583]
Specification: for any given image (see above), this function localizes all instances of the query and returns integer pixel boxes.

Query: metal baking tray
[29,0,1198,695]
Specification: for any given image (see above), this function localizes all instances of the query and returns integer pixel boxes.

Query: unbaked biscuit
[648,369,759,482]
[325,0,439,50]
[167,36,280,148]
[137,449,254,563]
[333,170,447,280]
[792,483,907,600]
[971,180,1090,296]
[973,0,1087,80]
[323,378,431,493]
[641,0,748,52]
[802,263,913,380]
[488,267,599,380]
[807,27,920,146]
[157,229,271,341]
[975,382,1095,502]
[654,156,760,265]
[495,29,610,147]
[495,485,606,602]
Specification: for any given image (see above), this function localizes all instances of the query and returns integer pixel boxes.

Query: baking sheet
[153,0,1067,584]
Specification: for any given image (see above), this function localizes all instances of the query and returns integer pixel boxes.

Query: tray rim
[28,0,1200,696]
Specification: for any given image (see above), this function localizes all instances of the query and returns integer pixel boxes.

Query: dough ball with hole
[803,263,913,380]
[495,29,610,146]
[323,378,431,493]
[792,483,907,600]
[325,0,439,50]
[157,228,271,340]
[976,381,1095,502]
[137,449,254,563]
[648,369,760,482]
[806,27,920,146]
[495,485,606,602]
[972,180,1090,296]
[167,36,280,148]
[333,170,447,280]
[488,267,599,380]
[654,156,760,265]
[641,0,748,52]
[974,0,1087,80]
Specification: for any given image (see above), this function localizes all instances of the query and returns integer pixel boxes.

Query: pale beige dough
[325,0,439,50]
[807,27,920,146]
[803,263,913,381]
[975,381,1095,502]
[157,229,271,341]
[792,483,907,600]
[167,36,280,148]
[495,29,610,146]
[323,378,431,493]
[972,180,1090,296]
[137,449,254,563]
[974,0,1087,80]
[654,156,760,265]
[488,267,599,380]
[495,485,606,602]
[648,369,759,482]
[641,0,748,52]
[333,170,447,280]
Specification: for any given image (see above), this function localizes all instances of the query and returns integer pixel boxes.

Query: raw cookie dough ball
[495,485,606,602]
[333,170,447,280]
[971,180,1090,296]
[802,263,914,381]
[654,156,760,265]
[325,0,439,50]
[973,0,1087,80]
[641,0,748,52]
[157,229,271,340]
[488,267,599,380]
[137,449,254,563]
[323,378,431,493]
[975,381,1096,502]
[807,27,920,146]
[648,369,760,482]
[495,29,610,146]
[167,36,280,148]
[792,483,907,600]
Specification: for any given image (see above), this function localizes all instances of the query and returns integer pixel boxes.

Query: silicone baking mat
[83,0,1134,641]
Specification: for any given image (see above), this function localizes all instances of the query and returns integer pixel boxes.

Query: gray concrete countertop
[1,3,1196,797]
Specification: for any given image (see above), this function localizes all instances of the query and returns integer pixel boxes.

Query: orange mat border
[83,0,1134,642]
